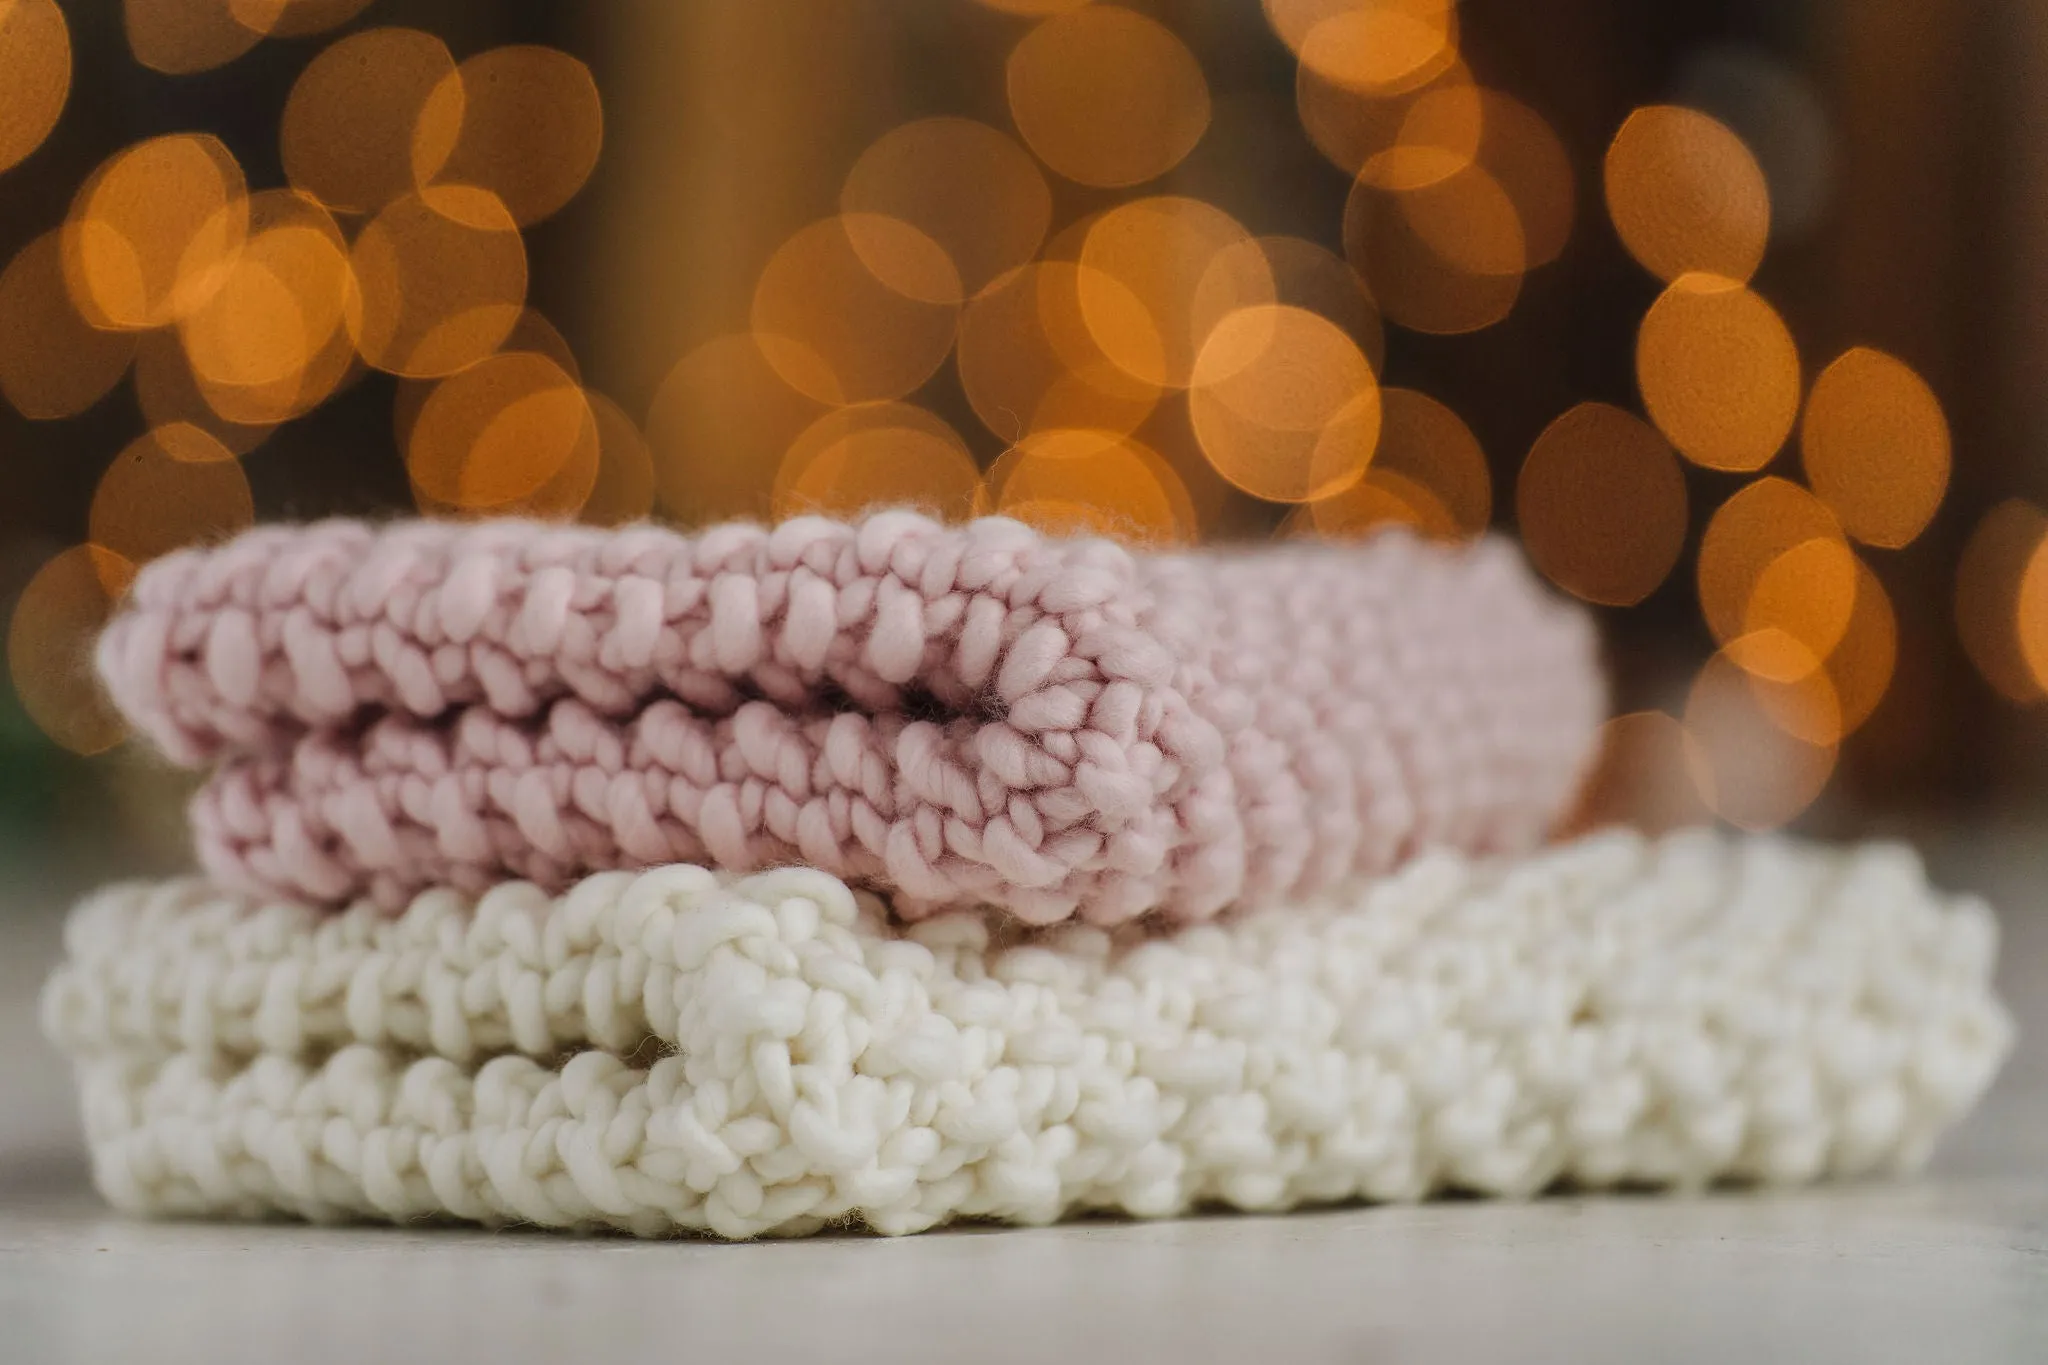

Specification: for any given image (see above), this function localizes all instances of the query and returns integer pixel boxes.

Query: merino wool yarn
[96,514,1602,924]
[42,830,2010,1240]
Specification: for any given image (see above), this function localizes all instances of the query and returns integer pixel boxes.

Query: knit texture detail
[42,830,2011,1239]
[97,514,1603,922]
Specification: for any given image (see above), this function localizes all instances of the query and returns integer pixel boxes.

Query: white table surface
[3,828,2043,1365]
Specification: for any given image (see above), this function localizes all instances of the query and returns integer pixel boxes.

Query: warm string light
[123,0,375,76]
[1334,386,1490,536]
[282,27,458,217]
[989,429,1196,545]
[1188,305,1380,504]
[955,260,1163,441]
[3,23,634,754]
[1006,7,1211,189]
[1544,90,1955,829]
[751,215,959,405]
[413,46,605,228]
[7,545,135,757]
[0,231,136,420]
[774,403,983,522]
[1518,402,1689,608]
[133,327,275,455]
[641,0,1569,544]
[1957,500,2048,704]
[1636,273,1800,473]
[841,117,1051,302]
[1604,105,1771,285]
[0,0,1992,843]
[1684,644,1839,830]
[1561,711,1711,839]
[1802,347,1952,550]
[0,0,70,174]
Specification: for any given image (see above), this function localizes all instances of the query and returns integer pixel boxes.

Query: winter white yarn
[43,829,2012,1239]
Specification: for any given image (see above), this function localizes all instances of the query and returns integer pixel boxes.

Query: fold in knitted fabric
[42,831,2011,1239]
[97,514,1603,923]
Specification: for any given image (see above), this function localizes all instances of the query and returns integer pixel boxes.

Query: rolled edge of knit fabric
[98,514,1603,923]
[43,829,2012,1239]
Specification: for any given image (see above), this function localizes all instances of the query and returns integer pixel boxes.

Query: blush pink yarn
[99,512,1604,924]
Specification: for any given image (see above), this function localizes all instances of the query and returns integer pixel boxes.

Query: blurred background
[1,0,2043,894]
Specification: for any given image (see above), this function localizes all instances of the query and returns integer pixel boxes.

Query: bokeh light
[773,402,982,521]
[1674,45,1834,243]
[1296,467,1459,540]
[1696,475,1846,645]
[0,231,135,420]
[1561,710,1711,837]
[1801,346,1951,549]
[1294,55,1474,183]
[1269,0,1459,96]
[1333,386,1489,534]
[975,0,1093,14]
[2015,526,2048,697]
[6,544,135,757]
[842,118,1050,303]
[282,27,457,218]
[347,185,527,377]
[579,393,656,527]
[1303,40,1461,173]
[230,0,378,38]
[64,134,249,332]
[1684,643,1838,829]
[408,352,597,515]
[0,0,69,174]
[87,424,254,568]
[1475,89,1576,269]
[133,329,275,456]
[1636,272,1800,472]
[1251,234,1385,372]
[1604,105,1771,284]
[1957,499,2048,703]
[751,214,958,405]
[0,0,1998,846]
[1189,304,1381,503]
[1344,163,1526,334]
[1006,6,1211,189]
[1517,402,1687,606]
[1081,197,1273,388]
[413,45,604,227]
[179,190,358,424]
[1826,555,1898,738]
[123,0,262,76]
[645,334,826,525]
[389,308,583,465]
[1718,628,1844,745]
[1364,78,1483,192]
[498,308,583,384]
[957,261,1161,441]
[1741,536,1858,666]
[198,316,358,430]
[989,428,1195,543]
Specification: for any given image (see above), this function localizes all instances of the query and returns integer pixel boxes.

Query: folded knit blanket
[95,515,1603,924]
[40,830,2011,1239]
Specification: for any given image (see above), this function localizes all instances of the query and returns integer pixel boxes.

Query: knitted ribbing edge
[97,514,1602,922]
[43,830,2010,1239]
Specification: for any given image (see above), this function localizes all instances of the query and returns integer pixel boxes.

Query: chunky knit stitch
[98,514,1602,922]
[42,831,2011,1238]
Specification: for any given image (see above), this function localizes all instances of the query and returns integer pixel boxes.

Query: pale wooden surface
[2,828,2042,1365]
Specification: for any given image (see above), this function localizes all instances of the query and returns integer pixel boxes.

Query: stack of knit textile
[42,513,2012,1238]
